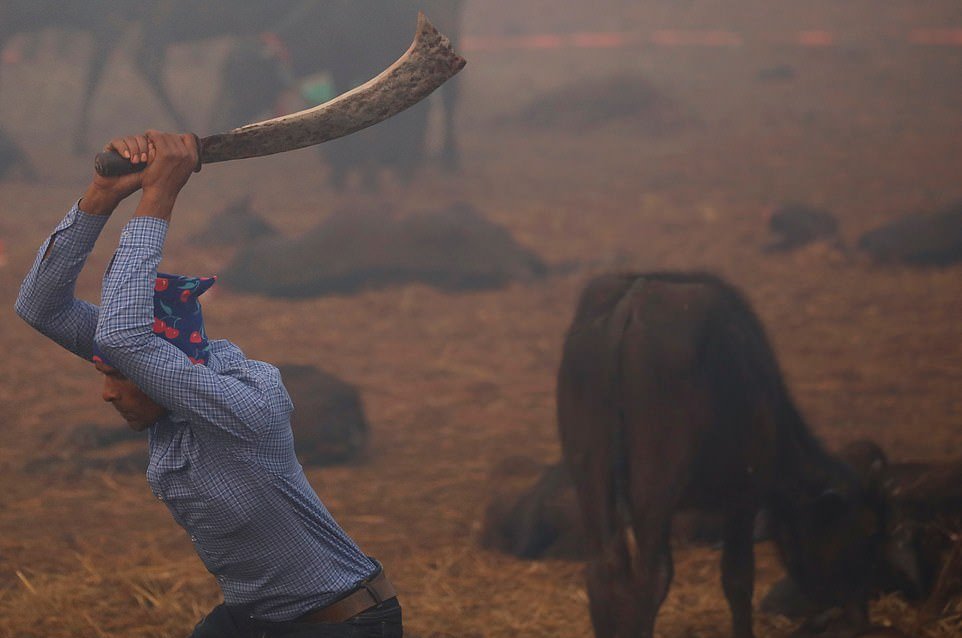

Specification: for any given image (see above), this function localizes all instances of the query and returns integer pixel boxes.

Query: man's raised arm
[14,137,148,360]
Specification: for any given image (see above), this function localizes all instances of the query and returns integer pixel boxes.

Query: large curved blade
[201,11,465,164]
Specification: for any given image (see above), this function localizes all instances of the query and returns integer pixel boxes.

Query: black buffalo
[479,457,769,561]
[2,1,463,178]
[279,364,368,466]
[764,203,840,252]
[222,203,546,298]
[764,439,962,624]
[857,203,962,266]
[1,2,317,152]
[557,272,886,638]
[479,458,586,560]
[0,1,139,152]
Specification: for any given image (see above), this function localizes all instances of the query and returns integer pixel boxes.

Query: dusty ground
[1,1,962,636]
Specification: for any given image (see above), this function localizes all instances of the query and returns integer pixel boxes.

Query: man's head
[91,272,216,428]
[94,359,166,431]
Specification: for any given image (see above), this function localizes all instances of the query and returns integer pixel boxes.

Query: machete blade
[95,12,465,176]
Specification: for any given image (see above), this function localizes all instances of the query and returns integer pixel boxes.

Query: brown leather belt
[299,569,397,624]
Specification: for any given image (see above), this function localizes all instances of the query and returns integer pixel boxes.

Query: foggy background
[1,1,961,636]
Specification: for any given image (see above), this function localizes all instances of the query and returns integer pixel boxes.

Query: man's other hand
[135,130,199,221]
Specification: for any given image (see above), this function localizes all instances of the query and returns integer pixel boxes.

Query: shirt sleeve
[94,216,270,441]
[14,202,110,361]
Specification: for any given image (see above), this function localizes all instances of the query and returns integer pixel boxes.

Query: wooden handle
[94,150,145,177]
[94,134,203,177]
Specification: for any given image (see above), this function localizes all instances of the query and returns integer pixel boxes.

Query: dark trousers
[189,597,402,638]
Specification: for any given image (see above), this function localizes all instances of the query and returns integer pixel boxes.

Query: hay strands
[14,569,37,594]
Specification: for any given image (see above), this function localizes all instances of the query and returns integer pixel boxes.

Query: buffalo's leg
[74,40,113,153]
[439,79,460,170]
[625,515,675,638]
[571,449,621,638]
[651,530,675,610]
[567,438,626,638]
[586,558,617,638]
[585,525,673,638]
[722,506,757,638]
[133,46,190,132]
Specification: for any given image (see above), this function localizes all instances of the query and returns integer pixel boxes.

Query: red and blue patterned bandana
[93,273,217,367]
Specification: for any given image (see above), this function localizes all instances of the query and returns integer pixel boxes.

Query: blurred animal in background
[279,364,369,466]
[222,202,546,298]
[882,458,962,615]
[109,1,332,149]
[1,1,463,183]
[556,272,887,638]
[22,422,147,476]
[207,35,294,134]
[0,1,313,152]
[215,0,465,189]
[0,127,37,180]
[310,0,432,190]
[764,203,840,252]
[755,63,797,82]
[0,1,137,153]
[850,628,911,638]
[518,72,687,135]
[21,365,368,473]
[0,3,113,146]
[763,438,962,628]
[191,195,278,247]
[857,202,962,266]
[480,457,586,560]
[479,456,770,561]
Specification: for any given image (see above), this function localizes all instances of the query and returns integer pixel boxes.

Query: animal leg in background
[74,37,116,153]
[422,0,463,170]
[557,294,621,637]
[723,505,759,638]
[559,279,690,638]
[131,43,190,133]
[439,75,460,169]
[615,315,702,638]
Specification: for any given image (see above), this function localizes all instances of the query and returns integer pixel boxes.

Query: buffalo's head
[770,459,888,615]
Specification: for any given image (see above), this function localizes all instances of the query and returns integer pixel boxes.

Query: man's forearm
[80,183,126,217]
[133,192,177,222]
[14,204,109,360]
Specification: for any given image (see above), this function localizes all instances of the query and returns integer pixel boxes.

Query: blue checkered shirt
[16,204,377,620]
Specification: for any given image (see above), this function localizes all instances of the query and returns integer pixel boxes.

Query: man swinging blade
[16,13,463,638]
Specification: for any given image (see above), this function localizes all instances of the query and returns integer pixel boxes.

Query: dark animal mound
[222,203,547,297]
[279,364,368,466]
[858,203,962,266]
[191,195,278,246]
[765,203,839,252]
[756,63,797,82]
[23,366,366,473]
[22,423,146,475]
[479,458,585,560]
[518,72,687,132]
[479,456,751,560]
